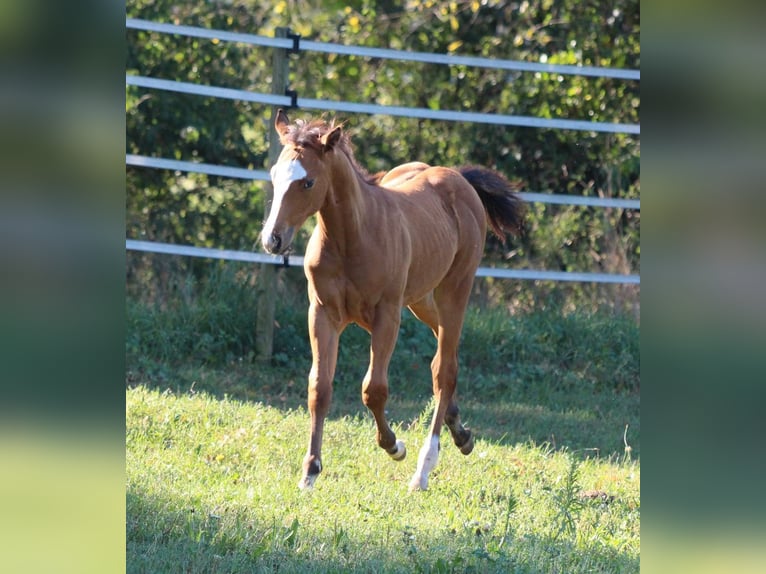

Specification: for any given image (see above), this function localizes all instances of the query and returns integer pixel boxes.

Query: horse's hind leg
[408,280,474,491]
[445,398,474,455]
[409,296,474,456]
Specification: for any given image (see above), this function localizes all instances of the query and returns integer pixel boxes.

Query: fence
[126,18,640,285]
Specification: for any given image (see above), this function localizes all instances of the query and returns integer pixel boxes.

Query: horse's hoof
[388,439,406,461]
[408,475,428,492]
[298,474,318,490]
[459,432,474,455]
[299,457,322,489]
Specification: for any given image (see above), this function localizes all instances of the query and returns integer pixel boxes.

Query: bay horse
[262,109,524,491]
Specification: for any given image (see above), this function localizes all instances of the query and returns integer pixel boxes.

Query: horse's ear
[320,125,343,152]
[275,109,290,138]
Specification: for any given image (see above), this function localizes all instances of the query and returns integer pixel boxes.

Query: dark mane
[284,118,379,184]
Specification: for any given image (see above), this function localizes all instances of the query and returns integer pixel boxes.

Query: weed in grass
[498,486,518,549]
[550,454,585,541]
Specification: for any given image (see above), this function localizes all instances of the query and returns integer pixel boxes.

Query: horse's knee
[308,378,332,414]
[362,380,388,410]
[430,353,457,378]
[431,356,458,394]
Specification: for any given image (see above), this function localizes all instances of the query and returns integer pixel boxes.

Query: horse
[261,109,525,491]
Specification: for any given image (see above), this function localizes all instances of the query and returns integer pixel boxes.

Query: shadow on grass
[127,356,639,462]
[127,485,639,574]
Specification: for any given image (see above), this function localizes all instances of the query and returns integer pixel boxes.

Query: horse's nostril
[270,233,281,253]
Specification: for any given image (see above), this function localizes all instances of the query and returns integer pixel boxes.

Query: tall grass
[127,264,639,393]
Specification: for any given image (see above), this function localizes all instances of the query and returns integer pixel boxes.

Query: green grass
[127,266,639,572]
[127,387,639,573]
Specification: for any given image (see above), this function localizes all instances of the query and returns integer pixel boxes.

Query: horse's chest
[306,258,396,328]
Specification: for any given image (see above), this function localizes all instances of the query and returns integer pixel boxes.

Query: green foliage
[126,262,261,365]
[457,310,637,404]
[126,0,640,312]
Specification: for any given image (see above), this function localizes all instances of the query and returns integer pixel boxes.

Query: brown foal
[262,110,524,490]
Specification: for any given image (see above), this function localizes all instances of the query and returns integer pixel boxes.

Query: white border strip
[126,240,639,284]
[126,18,640,81]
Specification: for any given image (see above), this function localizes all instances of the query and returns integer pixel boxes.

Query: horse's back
[378,162,431,189]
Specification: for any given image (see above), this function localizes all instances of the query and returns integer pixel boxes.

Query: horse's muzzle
[263,232,282,254]
[262,227,294,254]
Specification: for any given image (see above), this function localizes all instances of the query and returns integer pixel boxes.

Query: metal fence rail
[126,18,640,285]
[126,240,640,284]
[126,18,640,81]
[126,74,639,134]
[126,154,640,210]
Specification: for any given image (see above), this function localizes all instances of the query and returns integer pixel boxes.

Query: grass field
[126,268,639,572]
[127,387,639,573]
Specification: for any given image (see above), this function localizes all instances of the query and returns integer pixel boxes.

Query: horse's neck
[317,153,370,252]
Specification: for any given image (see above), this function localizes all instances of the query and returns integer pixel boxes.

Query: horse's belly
[402,248,457,304]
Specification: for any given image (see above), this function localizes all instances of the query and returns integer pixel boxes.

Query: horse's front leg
[362,303,406,462]
[299,304,340,489]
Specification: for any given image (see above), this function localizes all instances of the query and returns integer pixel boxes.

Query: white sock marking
[409,435,440,491]
[389,439,406,461]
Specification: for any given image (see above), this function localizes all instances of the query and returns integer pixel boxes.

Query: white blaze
[263,159,307,235]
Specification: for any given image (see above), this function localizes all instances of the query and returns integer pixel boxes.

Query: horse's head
[261,109,342,255]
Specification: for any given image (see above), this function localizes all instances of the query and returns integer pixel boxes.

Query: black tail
[459,165,526,240]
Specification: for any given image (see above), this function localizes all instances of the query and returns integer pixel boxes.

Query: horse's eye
[303,179,315,189]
